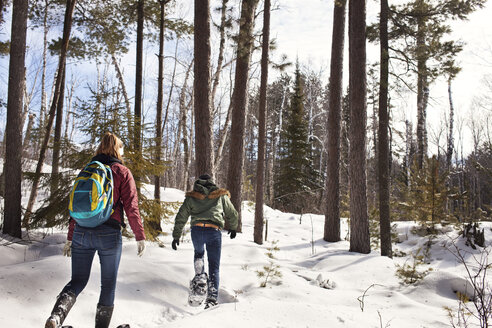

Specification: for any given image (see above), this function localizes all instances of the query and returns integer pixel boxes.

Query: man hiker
[171,174,238,309]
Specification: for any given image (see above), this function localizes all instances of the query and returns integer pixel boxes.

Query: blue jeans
[61,224,122,306]
[191,226,222,301]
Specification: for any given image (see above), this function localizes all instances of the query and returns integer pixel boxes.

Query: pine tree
[227,0,259,231]
[397,156,451,231]
[378,0,392,257]
[368,0,486,169]
[275,63,319,214]
[194,0,214,177]
[3,0,28,238]
[348,0,370,254]
[324,0,346,242]
[254,0,271,245]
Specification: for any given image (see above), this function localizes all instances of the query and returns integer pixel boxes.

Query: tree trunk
[111,53,132,137]
[135,0,144,154]
[194,0,214,177]
[39,0,49,144]
[415,7,428,170]
[446,79,454,170]
[51,63,66,195]
[23,113,35,153]
[254,0,270,245]
[154,0,166,201]
[162,39,178,138]
[324,0,346,243]
[348,0,370,254]
[23,0,76,227]
[179,60,193,191]
[378,0,392,258]
[3,0,28,238]
[227,0,259,232]
[210,0,229,113]
[63,78,76,142]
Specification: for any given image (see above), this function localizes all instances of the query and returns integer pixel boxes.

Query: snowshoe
[204,298,218,309]
[188,273,208,307]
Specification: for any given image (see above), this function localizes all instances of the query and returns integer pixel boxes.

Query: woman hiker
[45,132,146,328]
[171,174,238,309]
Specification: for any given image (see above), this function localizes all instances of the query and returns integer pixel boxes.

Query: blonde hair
[95,132,124,162]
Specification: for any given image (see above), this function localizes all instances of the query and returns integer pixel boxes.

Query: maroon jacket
[68,155,146,241]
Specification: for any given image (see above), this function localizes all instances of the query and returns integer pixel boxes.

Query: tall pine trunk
[39,0,49,142]
[155,0,169,201]
[3,0,28,238]
[378,0,392,258]
[324,0,346,243]
[348,0,370,254]
[51,63,66,195]
[227,0,259,232]
[446,78,454,170]
[24,0,76,227]
[135,0,144,155]
[111,53,132,136]
[194,0,214,177]
[179,60,193,190]
[415,5,428,170]
[210,0,229,116]
[254,0,270,245]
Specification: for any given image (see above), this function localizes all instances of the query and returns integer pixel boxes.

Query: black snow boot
[204,298,218,309]
[45,291,76,328]
[95,304,114,328]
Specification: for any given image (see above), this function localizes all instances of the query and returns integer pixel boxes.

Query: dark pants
[61,224,122,306]
[191,226,222,301]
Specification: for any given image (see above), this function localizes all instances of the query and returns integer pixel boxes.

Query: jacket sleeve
[222,195,238,231]
[120,168,146,241]
[172,198,191,240]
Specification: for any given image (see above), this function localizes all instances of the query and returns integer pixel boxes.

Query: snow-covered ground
[1,187,491,328]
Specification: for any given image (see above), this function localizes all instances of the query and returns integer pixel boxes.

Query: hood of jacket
[190,177,219,197]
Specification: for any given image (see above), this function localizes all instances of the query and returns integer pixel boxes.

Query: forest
[1,0,492,258]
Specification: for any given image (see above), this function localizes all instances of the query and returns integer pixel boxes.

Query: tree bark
[3,0,28,238]
[194,0,214,177]
[23,113,35,153]
[179,60,193,191]
[39,0,49,144]
[446,79,454,170]
[135,0,144,154]
[24,0,76,227]
[210,0,229,114]
[324,0,346,243]
[254,0,270,245]
[154,0,167,201]
[415,4,428,170]
[348,0,370,254]
[111,53,132,137]
[378,0,392,258]
[51,63,66,195]
[227,0,259,232]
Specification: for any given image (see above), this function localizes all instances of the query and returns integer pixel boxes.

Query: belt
[193,222,221,230]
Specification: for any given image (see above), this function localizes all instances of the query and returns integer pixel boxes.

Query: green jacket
[172,179,238,240]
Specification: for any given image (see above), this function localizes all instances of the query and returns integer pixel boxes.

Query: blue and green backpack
[68,161,114,227]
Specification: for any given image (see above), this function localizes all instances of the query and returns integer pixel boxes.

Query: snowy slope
[0,187,491,328]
